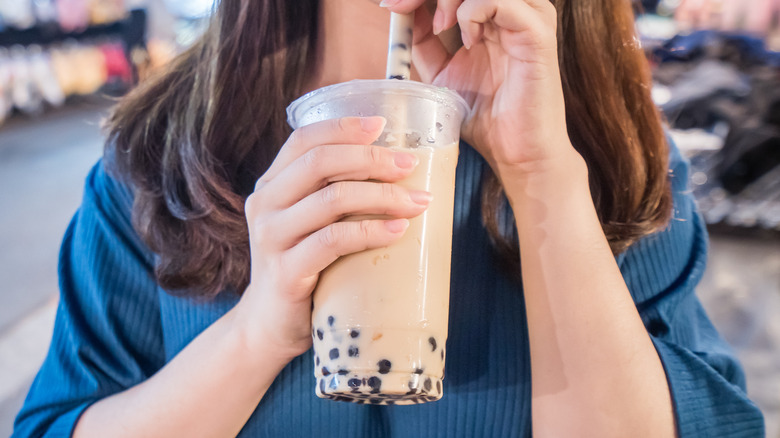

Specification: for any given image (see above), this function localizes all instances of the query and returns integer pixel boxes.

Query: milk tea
[311,142,459,405]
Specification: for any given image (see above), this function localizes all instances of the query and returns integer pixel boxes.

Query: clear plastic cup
[287,79,469,405]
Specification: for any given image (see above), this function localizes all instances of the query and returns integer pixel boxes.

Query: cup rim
[286,79,470,129]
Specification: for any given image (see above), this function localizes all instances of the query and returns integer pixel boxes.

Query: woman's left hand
[383,0,576,178]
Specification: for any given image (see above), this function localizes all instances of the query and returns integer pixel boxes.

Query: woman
[14,0,764,436]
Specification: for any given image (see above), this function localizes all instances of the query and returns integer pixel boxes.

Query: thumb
[410,6,453,84]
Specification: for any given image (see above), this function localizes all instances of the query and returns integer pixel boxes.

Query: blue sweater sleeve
[618,145,765,437]
[13,161,165,438]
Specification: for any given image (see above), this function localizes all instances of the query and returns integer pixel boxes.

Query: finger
[259,116,386,187]
[456,0,541,48]
[272,181,431,248]
[255,144,419,211]
[284,218,410,279]
[411,6,452,83]
[380,0,426,15]
[432,0,463,35]
[383,0,462,35]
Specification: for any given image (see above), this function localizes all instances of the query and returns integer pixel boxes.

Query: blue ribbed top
[13,143,764,437]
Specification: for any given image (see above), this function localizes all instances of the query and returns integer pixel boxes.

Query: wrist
[496,144,590,206]
[223,303,300,373]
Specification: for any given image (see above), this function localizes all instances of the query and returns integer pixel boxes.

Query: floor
[0,102,778,437]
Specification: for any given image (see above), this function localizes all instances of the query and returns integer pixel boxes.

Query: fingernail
[394,152,419,169]
[379,0,400,7]
[360,116,386,133]
[409,190,433,206]
[461,31,472,50]
[433,9,444,35]
[385,218,409,233]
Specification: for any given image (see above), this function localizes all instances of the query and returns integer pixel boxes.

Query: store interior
[0,0,778,436]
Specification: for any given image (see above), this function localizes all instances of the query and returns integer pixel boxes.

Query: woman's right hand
[234,116,431,363]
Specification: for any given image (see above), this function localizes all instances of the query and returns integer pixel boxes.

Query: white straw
[386,12,414,80]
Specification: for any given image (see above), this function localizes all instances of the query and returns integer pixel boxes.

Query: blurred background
[0,0,778,436]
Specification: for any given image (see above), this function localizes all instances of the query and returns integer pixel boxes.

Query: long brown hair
[106,0,670,297]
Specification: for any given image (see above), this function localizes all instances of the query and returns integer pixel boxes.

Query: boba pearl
[348,346,359,357]
[316,329,324,340]
[321,367,331,376]
[414,368,424,374]
[367,376,382,393]
[428,337,437,352]
[337,369,349,376]
[328,315,335,326]
[319,379,326,393]
[348,378,361,389]
[424,378,432,392]
[329,348,340,360]
[349,329,360,338]
[315,356,320,366]
[436,380,442,393]
[377,359,392,374]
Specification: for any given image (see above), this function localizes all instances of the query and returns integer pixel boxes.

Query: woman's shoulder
[75,156,155,269]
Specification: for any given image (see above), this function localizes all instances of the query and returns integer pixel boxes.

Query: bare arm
[73,307,287,438]
[500,152,675,437]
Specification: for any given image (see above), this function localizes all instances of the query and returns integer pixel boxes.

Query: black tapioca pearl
[348,378,362,389]
[315,356,320,366]
[414,368,424,374]
[441,349,444,360]
[319,378,326,394]
[369,398,383,405]
[386,400,395,405]
[337,369,349,376]
[377,359,392,374]
[349,329,360,338]
[348,345,359,357]
[355,399,365,404]
[367,376,382,393]
[329,348,340,360]
[406,388,417,395]
[424,378,432,392]
[436,380,442,393]
[389,75,405,80]
[321,367,331,376]
[428,337,437,352]
[316,329,324,340]
[328,315,335,326]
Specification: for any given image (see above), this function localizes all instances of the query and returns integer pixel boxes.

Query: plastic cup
[287,79,469,405]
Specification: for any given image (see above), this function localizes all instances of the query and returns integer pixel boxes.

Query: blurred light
[163,0,216,19]
[652,84,672,105]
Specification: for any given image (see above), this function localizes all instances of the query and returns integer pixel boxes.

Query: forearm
[500,150,675,437]
[73,306,289,438]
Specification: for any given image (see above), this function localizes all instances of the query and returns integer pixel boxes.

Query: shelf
[0,20,128,48]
